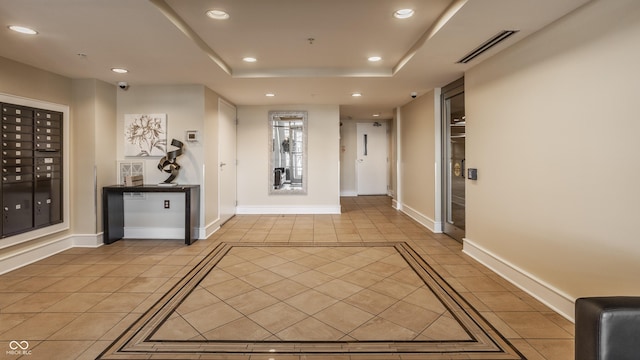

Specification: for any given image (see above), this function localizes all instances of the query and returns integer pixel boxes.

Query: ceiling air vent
[457,30,519,64]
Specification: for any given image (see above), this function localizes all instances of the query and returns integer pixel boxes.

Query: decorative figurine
[157,139,184,184]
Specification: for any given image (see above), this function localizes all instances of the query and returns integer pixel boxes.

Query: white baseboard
[203,217,222,240]
[340,191,357,197]
[73,233,104,247]
[463,238,575,322]
[400,204,440,233]
[0,234,102,275]
[392,199,400,210]
[236,205,341,215]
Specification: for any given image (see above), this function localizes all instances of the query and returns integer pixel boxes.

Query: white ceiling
[0,0,590,120]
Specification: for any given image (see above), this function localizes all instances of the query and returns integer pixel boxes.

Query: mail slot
[2,116,34,127]
[35,118,60,129]
[2,105,33,117]
[35,110,62,121]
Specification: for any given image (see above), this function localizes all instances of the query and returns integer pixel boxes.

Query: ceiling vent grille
[457,30,519,64]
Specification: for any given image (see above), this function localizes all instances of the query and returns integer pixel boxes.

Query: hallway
[0,197,574,359]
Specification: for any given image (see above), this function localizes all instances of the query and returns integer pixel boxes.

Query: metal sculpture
[157,139,184,184]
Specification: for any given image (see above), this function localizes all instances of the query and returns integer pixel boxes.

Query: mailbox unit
[1,103,63,237]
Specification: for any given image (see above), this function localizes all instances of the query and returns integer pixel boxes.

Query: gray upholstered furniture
[575,297,640,360]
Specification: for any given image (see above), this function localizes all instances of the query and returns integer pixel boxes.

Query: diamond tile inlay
[97,242,525,359]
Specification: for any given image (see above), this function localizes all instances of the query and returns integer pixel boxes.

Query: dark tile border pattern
[98,242,526,359]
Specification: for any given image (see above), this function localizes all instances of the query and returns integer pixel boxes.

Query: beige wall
[236,105,340,213]
[116,85,208,235]
[71,79,119,235]
[465,0,640,302]
[94,81,118,233]
[398,90,439,229]
[0,57,71,106]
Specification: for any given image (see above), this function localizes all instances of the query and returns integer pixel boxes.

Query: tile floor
[0,196,574,359]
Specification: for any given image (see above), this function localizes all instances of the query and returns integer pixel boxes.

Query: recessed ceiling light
[352,92,362,97]
[111,68,128,74]
[8,25,38,35]
[265,93,275,97]
[206,9,229,20]
[368,56,382,62]
[393,9,415,19]
[373,113,380,117]
[243,57,257,63]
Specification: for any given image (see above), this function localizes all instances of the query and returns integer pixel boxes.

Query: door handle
[219,162,226,167]
[364,134,368,156]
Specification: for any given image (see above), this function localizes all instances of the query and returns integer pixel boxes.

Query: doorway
[356,122,388,195]
[442,78,465,241]
[218,99,237,225]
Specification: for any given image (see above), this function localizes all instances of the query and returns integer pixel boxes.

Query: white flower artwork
[124,113,167,156]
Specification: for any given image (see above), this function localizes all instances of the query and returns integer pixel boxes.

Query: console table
[102,185,200,245]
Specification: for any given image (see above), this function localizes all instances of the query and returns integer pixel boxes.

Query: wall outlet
[164,200,170,209]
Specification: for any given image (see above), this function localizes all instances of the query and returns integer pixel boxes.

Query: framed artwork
[117,160,145,185]
[124,113,167,156]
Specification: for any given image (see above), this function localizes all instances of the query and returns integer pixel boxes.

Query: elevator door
[442,80,465,241]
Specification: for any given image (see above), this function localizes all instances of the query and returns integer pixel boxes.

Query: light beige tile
[182,302,244,334]
[152,314,201,340]
[203,278,256,300]
[174,287,221,315]
[349,316,417,341]
[0,313,33,334]
[344,288,397,315]
[2,292,69,313]
[314,278,363,300]
[378,300,440,333]
[417,314,472,341]
[475,291,537,312]
[527,338,574,360]
[248,302,307,333]
[368,278,419,300]
[284,289,339,315]
[117,276,169,293]
[225,289,280,315]
[314,301,374,333]
[277,317,344,340]
[88,292,149,313]
[45,292,110,312]
[260,278,309,301]
[0,312,78,340]
[77,276,135,292]
[40,276,99,292]
[49,312,127,340]
[497,311,574,339]
[26,340,96,360]
[7,276,64,292]
[202,316,272,341]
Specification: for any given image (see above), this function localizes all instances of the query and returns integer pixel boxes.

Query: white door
[218,99,236,224]
[356,122,388,195]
